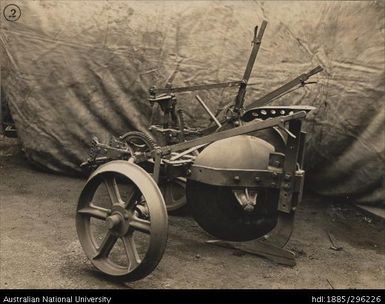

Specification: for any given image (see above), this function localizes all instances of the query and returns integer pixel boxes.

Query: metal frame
[77,19,324,278]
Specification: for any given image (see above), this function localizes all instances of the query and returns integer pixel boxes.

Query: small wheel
[76,160,168,282]
[159,177,187,213]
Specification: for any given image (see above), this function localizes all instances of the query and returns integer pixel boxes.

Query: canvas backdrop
[1,0,384,205]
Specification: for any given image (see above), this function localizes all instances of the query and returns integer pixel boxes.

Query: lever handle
[307,65,323,77]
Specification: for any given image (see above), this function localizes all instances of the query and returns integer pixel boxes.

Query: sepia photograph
[0,0,384,296]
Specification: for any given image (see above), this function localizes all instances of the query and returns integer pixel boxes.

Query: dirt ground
[0,136,384,289]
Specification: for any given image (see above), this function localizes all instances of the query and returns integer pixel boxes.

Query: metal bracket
[277,123,297,139]
[152,149,162,183]
[277,119,303,213]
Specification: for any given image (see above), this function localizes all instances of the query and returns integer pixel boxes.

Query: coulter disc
[187,182,279,242]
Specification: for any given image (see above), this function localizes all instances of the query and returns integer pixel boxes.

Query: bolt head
[234,176,240,182]
[255,177,261,183]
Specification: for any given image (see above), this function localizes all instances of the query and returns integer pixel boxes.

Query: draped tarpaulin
[1,1,384,205]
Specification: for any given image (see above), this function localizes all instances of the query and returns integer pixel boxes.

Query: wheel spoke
[104,176,123,205]
[122,235,141,270]
[129,215,151,234]
[93,231,118,260]
[124,183,142,210]
[78,206,110,220]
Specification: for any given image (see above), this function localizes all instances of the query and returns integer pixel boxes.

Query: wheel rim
[76,161,168,281]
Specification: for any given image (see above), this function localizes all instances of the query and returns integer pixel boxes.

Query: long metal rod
[170,144,207,161]
[234,20,268,113]
[160,111,306,154]
[242,21,268,83]
[200,65,323,134]
[246,65,323,110]
[195,95,222,128]
[153,80,242,95]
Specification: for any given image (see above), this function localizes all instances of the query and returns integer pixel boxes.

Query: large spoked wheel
[76,160,168,282]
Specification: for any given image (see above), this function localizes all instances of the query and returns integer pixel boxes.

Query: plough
[76,20,323,281]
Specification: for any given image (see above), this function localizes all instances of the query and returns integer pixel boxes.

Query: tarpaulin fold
[1,1,384,205]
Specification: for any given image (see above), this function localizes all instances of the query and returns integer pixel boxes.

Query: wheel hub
[106,205,130,236]
[106,214,122,229]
